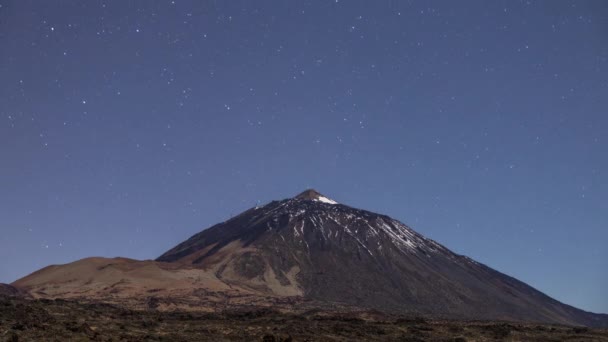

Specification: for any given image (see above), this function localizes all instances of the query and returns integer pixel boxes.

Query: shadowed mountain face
[0,284,23,297]
[157,189,608,327]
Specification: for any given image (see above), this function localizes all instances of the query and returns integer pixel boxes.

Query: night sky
[1,1,607,313]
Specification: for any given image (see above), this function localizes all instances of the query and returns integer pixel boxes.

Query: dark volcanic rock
[158,189,608,327]
[2,297,608,341]
[0,284,22,297]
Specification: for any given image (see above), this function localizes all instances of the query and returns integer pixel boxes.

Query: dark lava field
[2,296,608,341]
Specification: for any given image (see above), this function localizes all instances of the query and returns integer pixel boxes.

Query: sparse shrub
[7,331,19,342]
[573,326,589,334]
[141,318,159,328]
[146,296,160,310]
[262,334,276,342]
[260,333,293,342]
[488,323,511,338]
[11,322,25,331]
[448,325,464,333]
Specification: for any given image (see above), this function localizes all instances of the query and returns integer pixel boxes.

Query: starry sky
[1,1,607,313]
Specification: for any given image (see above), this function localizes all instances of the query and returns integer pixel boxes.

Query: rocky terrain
[1,295,607,341]
[0,285,23,298]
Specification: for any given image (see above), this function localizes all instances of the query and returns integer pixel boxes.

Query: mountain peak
[294,189,338,204]
[147,190,608,327]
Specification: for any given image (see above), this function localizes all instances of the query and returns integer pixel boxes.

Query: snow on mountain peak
[314,195,338,205]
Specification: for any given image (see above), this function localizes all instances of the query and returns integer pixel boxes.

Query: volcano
[155,189,606,326]
[13,190,608,327]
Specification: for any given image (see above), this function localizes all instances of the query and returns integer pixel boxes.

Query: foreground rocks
[1,296,607,341]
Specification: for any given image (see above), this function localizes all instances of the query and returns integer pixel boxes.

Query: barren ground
[1,296,607,341]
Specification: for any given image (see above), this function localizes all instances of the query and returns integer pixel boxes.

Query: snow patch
[313,195,338,204]
[293,220,305,238]
[377,219,419,251]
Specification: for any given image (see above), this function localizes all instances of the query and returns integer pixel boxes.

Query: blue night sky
[1,1,607,313]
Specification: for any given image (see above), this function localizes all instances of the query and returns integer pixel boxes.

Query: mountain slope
[11,256,308,312]
[0,283,24,297]
[157,189,607,327]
